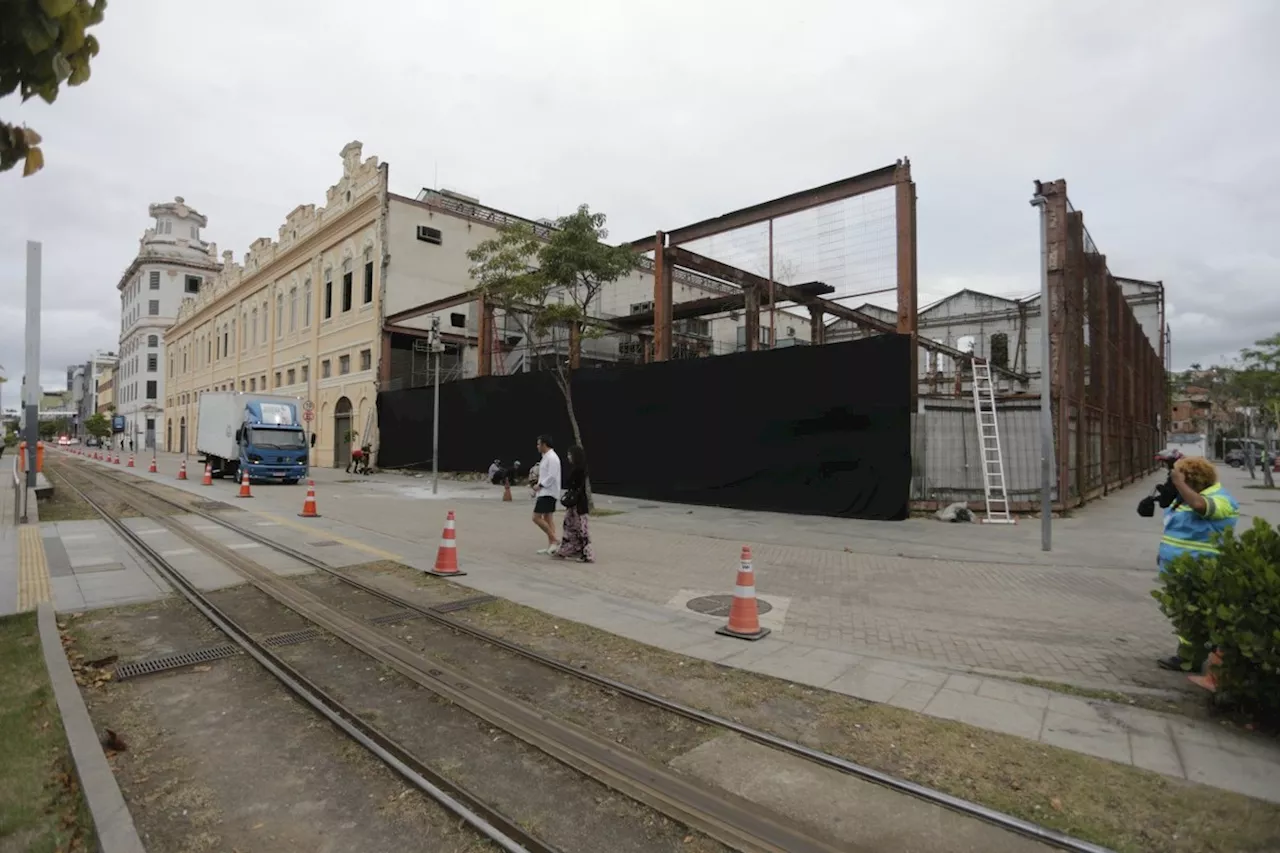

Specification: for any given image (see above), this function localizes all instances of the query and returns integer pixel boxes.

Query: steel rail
[47,464,554,853]
[62,461,848,853]
[75,457,1117,853]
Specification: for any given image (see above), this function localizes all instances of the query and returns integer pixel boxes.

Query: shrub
[1153,517,1280,719]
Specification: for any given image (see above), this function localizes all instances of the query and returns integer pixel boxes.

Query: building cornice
[168,158,385,339]
[116,251,223,292]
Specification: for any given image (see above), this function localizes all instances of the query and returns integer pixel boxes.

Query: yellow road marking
[17,526,52,612]
[256,512,402,562]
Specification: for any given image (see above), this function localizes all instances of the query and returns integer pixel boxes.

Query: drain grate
[309,540,341,547]
[368,610,425,626]
[114,644,240,680]
[432,595,497,613]
[685,593,773,618]
[261,627,325,647]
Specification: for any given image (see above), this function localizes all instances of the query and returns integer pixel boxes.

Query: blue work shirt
[1157,483,1240,571]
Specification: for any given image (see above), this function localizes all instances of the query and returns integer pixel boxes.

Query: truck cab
[199,393,308,484]
[236,420,308,483]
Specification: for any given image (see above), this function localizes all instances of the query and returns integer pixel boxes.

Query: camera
[1137,449,1184,517]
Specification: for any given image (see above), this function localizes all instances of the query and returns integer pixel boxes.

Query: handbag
[561,487,580,509]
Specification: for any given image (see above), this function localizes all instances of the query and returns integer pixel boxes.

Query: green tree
[1,0,108,176]
[84,411,110,440]
[467,205,636,457]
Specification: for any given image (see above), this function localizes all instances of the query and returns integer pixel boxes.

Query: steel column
[895,162,919,407]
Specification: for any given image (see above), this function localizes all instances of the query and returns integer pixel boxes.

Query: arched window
[289,286,298,332]
[303,280,312,328]
[261,301,268,342]
[148,334,158,347]
[276,293,284,338]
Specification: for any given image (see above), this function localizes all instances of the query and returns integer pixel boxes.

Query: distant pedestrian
[487,458,502,483]
[531,434,560,555]
[554,445,594,563]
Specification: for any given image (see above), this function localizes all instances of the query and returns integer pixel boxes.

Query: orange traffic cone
[502,482,513,502]
[148,458,157,473]
[202,463,213,486]
[127,455,135,468]
[177,460,187,480]
[1188,649,1222,693]
[716,546,770,641]
[237,470,253,498]
[425,510,465,577]
[113,454,120,465]
[298,480,321,517]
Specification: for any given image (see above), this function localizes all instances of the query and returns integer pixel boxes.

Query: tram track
[52,457,852,853]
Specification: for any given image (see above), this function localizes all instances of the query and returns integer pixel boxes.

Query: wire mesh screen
[679,188,899,306]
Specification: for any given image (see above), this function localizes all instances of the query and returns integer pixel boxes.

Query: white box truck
[196,392,308,483]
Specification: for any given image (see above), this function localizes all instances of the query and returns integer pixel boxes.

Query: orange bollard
[425,510,465,577]
[502,482,513,502]
[298,480,320,518]
[177,460,187,480]
[237,470,253,498]
[127,455,135,468]
[201,463,213,486]
[149,457,157,473]
[716,546,771,641]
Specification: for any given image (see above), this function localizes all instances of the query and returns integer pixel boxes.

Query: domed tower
[115,197,222,452]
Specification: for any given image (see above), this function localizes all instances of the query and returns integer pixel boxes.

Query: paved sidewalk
[55,448,1280,803]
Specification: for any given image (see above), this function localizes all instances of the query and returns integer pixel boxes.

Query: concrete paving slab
[828,667,908,703]
[943,673,983,694]
[1176,738,1280,803]
[670,736,1055,853]
[1130,732,1185,777]
[1040,711,1132,764]
[975,679,1051,709]
[922,689,1046,740]
[1044,693,1100,720]
[864,658,951,687]
[43,536,74,578]
[746,645,857,687]
[887,680,942,712]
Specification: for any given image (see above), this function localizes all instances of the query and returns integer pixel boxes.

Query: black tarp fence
[377,334,912,520]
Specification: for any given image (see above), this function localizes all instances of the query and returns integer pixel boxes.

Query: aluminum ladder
[972,358,1015,524]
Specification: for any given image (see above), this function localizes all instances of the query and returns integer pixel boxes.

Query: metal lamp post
[1030,193,1053,552]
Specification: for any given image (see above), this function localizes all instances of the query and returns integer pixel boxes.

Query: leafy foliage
[83,412,110,439]
[1153,518,1280,720]
[467,205,636,445]
[1,0,108,176]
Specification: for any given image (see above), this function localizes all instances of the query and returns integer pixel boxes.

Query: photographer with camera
[1136,449,1184,518]
[1143,455,1240,672]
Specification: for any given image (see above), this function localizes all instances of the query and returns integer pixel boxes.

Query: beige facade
[96,364,116,414]
[165,142,388,466]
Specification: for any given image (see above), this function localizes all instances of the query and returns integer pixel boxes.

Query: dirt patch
[446,597,1280,853]
[203,582,731,853]
[65,602,500,853]
[0,612,95,853]
[43,461,143,521]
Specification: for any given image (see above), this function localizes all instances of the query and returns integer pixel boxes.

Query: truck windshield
[247,428,306,450]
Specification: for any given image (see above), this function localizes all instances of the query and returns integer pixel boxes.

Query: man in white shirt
[532,434,561,554]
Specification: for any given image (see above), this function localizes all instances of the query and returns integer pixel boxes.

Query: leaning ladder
[972,358,1015,524]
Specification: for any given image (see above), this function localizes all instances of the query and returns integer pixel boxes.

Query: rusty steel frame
[1036,179,1165,508]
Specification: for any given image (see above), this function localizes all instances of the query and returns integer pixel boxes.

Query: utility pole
[1029,194,1053,551]
[431,316,442,495]
[23,242,42,523]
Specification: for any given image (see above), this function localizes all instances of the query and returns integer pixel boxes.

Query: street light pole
[431,316,442,496]
[1030,193,1053,552]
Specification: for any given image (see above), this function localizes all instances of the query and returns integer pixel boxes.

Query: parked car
[85,435,102,448]
[1226,449,1245,467]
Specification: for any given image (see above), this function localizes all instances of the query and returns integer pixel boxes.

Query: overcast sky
[4,0,1278,409]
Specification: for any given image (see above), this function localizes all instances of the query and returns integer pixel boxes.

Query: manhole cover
[686,594,772,618]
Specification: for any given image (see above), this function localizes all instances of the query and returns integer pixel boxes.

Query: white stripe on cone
[734,585,756,598]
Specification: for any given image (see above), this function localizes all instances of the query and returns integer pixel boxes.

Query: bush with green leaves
[1153,517,1280,718]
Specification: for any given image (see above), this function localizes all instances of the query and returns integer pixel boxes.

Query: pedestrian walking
[531,434,560,554]
[554,445,594,563]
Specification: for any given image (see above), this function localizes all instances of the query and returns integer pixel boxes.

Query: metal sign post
[303,399,314,476]
[24,243,42,527]
[430,317,443,496]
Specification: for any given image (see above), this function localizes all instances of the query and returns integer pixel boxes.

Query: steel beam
[477,295,492,377]
[644,163,900,247]
[895,163,919,407]
[652,233,672,361]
